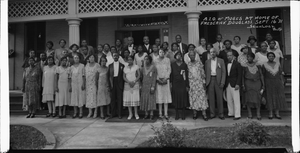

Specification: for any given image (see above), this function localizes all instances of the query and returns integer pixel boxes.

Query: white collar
[145,44,149,46]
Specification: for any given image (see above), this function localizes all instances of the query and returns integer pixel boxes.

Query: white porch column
[66,17,82,46]
[185,11,201,46]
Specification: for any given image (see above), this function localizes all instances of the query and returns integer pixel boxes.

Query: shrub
[150,120,188,148]
[233,119,270,146]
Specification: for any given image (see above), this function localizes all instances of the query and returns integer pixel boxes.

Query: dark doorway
[115,29,160,46]
[132,30,160,45]
[25,22,46,58]
[80,18,98,48]
[255,8,283,50]
[199,11,219,44]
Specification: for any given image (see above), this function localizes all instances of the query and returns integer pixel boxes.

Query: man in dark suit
[107,52,125,119]
[175,35,188,55]
[123,36,136,57]
[36,52,47,110]
[142,36,152,55]
[225,50,242,120]
[217,40,239,63]
[205,48,226,120]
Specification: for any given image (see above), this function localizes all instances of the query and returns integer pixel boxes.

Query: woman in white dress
[150,44,160,62]
[123,55,141,120]
[55,57,70,118]
[267,40,284,69]
[134,45,147,68]
[231,36,246,55]
[195,37,207,56]
[69,55,86,119]
[154,49,172,119]
[255,42,269,66]
[42,56,57,117]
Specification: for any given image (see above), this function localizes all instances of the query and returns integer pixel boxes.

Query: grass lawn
[137,125,292,150]
[10,125,47,149]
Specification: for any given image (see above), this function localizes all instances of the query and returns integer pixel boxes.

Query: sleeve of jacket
[236,62,242,86]
[185,64,190,88]
[220,59,226,86]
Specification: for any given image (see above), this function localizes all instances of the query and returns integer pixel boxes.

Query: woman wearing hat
[247,36,258,54]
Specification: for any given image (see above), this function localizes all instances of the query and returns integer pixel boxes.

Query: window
[123,16,168,27]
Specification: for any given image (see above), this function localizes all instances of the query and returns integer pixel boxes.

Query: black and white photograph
[1,0,299,152]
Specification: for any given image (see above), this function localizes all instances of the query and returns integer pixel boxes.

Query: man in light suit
[225,50,242,120]
[205,48,226,120]
[213,34,225,54]
[107,52,125,119]
[175,35,188,55]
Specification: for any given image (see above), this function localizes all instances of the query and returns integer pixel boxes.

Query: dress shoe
[26,114,31,118]
[247,116,253,119]
[46,113,51,118]
[52,113,57,117]
[203,116,208,121]
[164,115,169,120]
[158,115,163,120]
[100,116,105,120]
[143,115,149,120]
[193,114,197,120]
[227,115,234,118]
[58,115,63,119]
[30,114,35,118]
[79,114,83,119]
[127,115,132,120]
[275,115,282,120]
[210,115,216,119]
[268,116,273,120]
[233,117,241,120]
[135,115,140,120]
[72,114,77,119]
[150,115,154,120]
[257,116,262,120]
[219,116,225,120]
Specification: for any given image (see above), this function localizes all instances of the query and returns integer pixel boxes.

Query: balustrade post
[66,17,82,46]
[185,11,201,46]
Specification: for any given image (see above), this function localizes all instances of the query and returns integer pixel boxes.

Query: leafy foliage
[150,120,188,148]
[233,120,271,146]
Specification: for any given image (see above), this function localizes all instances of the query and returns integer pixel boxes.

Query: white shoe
[127,115,132,120]
[135,115,139,120]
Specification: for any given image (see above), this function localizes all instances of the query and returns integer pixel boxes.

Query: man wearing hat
[247,36,258,54]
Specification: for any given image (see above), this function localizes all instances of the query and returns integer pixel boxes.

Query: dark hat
[247,36,257,43]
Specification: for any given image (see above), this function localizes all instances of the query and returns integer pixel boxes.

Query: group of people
[22,32,287,121]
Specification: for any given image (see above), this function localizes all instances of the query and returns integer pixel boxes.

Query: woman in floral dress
[69,55,86,119]
[55,56,70,118]
[262,52,286,119]
[187,50,208,121]
[85,54,100,118]
[140,55,157,120]
[96,56,111,119]
[22,57,41,118]
[154,49,172,119]
[123,55,141,120]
